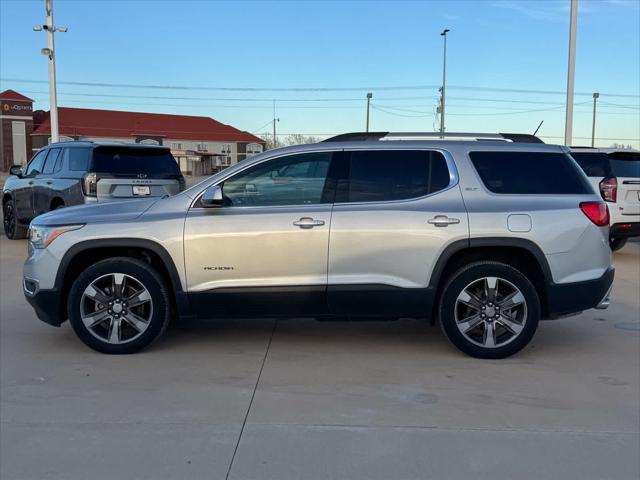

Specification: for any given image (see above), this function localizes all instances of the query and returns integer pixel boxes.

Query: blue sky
[1,0,638,147]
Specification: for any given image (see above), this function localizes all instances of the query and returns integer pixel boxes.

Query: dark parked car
[3,141,185,239]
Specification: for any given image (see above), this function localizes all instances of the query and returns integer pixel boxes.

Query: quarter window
[470,151,592,194]
[68,148,91,171]
[221,152,332,207]
[344,150,450,203]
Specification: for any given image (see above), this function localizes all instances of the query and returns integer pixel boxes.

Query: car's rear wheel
[3,199,28,239]
[609,237,627,252]
[68,258,171,354]
[439,261,540,359]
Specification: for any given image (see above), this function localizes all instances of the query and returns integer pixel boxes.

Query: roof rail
[322,132,544,144]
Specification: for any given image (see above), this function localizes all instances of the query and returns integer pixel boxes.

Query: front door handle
[28,181,34,185]
[46,181,53,185]
[293,217,325,229]
[428,215,460,227]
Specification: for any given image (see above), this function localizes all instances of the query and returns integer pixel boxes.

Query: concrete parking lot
[1,234,638,480]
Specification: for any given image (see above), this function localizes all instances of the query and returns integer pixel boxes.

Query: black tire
[2,199,28,239]
[609,238,627,252]
[439,261,540,359]
[68,257,171,354]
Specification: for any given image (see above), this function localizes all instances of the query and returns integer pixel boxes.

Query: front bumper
[546,267,615,319]
[610,222,640,239]
[24,286,64,327]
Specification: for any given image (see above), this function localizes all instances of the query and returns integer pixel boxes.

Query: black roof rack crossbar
[322,132,544,144]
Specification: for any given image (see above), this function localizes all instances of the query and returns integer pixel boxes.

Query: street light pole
[591,92,599,147]
[440,28,450,137]
[365,92,373,132]
[564,0,578,146]
[272,99,279,149]
[33,0,67,144]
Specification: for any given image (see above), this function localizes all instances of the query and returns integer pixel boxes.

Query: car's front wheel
[3,199,28,239]
[68,257,171,354]
[439,261,540,359]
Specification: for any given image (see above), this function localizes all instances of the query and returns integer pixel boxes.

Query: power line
[2,77,639,98]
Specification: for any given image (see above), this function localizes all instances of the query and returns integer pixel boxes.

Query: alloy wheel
[454,276,528,348]
[3,203,15,238]
[80,273,153,344]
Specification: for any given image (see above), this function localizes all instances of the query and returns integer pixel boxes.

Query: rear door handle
[46,181,53,185]
[293,217,325,229]
[28,181,34,185]
[428,215,460,227]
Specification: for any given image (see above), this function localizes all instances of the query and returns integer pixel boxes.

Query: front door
[13,149,47,223]
[327,148,469,316]
[184,151,336,316]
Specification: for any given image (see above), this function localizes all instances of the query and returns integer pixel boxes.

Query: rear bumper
[24,287,64,327]
[546,267,615,319]
[610,222,640,239]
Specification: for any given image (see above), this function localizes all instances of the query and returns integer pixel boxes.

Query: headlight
[29,224,84,249]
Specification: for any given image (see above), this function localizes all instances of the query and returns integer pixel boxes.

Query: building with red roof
[1,90,35,170]
[1,89,266,174]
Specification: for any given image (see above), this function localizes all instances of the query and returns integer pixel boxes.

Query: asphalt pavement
[1,235,638,480]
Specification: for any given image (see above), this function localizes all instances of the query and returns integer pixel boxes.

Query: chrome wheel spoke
[483,321,496,348]
[108,318,122,344]
[458,290,483,310]
[124,312,149,333]
[497,314,524,336]
[112,273,126,299]
[484,277,498,303]
[81,310,110,329]
[457,314,483,333]
[127,289,151,308]
[498,291,525,311]
[84,284,111,306]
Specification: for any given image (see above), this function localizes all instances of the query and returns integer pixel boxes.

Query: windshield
[91,147,180,177]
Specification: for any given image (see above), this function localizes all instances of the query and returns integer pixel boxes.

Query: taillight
[599,177,617,202]
[82,172,97,197]
[580,201,610,227]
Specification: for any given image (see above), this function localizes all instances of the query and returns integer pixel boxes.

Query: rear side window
[470,151,592,195]
[91,147,180,176]
[345,150,450,203]
[608,152,640,178]
[42,148,62,174]
[571,152,612,178]
[68,148,91,171]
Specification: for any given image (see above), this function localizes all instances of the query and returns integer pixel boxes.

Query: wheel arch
[429,238,552,319]
[56,238,191,322]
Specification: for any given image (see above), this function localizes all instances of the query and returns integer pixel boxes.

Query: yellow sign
[2,103,9,112]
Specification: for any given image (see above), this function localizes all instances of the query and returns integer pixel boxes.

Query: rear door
[327,148,468,316]
[608,151,640,217]
[90,146,183,202]
[33,147,63,216]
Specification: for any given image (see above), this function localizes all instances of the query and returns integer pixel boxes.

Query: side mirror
[201,184,224,207]
[9,165,23,177]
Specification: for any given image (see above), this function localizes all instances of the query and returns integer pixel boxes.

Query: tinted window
[91,147,180,177]
[571,152,612,177]
[345,150,450,203]
[24,150,47,176]
[222,152,331,207]
[470,151,592,195]
[42,148,62,174]
[68,148,91,171]
[608,152,640,178]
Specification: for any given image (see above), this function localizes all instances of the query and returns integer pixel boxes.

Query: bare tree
[259,133,321,150]
[610,143,635,150]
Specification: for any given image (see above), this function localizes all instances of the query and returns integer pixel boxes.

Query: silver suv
[22,133,614,358]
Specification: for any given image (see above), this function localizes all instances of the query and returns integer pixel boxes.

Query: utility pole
[439,28,450,137]
[272,99,279,149]
[564,0,578,146]
[365,92,373,132]
[33,0,67,144]
[591,92,599,147]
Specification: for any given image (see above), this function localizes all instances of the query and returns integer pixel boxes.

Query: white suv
[22,133,614,358]
[570,148,640,250]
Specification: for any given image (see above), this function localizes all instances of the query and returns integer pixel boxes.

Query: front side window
[343,150,450,203]
[24,150,47,177]
[470,151,592,195]
[221,152,332,207]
